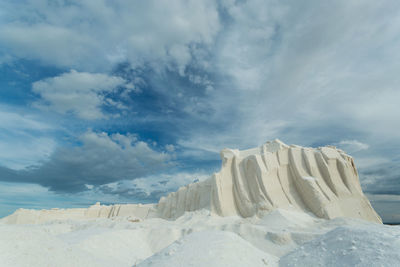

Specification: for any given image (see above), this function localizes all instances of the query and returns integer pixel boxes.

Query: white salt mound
[158,139,381,223]
[138,230,279,267]
[3,140,381,225]
[280,223,400,267]
[1,210,397,267]
[1,210,399,267]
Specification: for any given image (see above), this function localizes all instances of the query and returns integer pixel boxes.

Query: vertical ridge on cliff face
[157,140,382,223]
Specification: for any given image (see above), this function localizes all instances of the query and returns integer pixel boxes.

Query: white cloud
[0,0,220,73]
[71,130,172,181]
[337,140,369,153]
[0,23,100,69]
[177,119,287,157]
[32,70,127,119]
[216,0,286,91]
[354,157,391,170]
[165,144,175,152]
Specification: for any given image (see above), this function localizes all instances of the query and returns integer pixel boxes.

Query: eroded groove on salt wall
[306,150,334,202]
[157,140,382,223]
[233,155,256,217]
[314,151,338,196]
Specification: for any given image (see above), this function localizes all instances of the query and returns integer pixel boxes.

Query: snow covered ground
[1,209,399,267]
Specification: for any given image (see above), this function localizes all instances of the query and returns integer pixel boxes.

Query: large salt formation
[1,140,382,224]
[157,140,382,223]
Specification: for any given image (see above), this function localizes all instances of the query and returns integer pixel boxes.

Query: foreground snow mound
[258,208,319,230]
[280,223,400,267]
[0,223,116,267]
[138,230,279,267]
[0,210,398,267]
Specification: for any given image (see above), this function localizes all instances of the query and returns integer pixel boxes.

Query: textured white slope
[158,140,382,223]
[137,230,279,267]
[280,223,400,267]
[1,202,156,224]
[0,223,115,267]
[0,210,398,267]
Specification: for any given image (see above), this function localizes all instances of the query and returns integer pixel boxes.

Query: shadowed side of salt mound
[279,224,400,267]
[258,209,319,230]
[157,140,382,223]
[137,230,279,267]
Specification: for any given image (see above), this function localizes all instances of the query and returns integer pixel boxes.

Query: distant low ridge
[2,140,382,224]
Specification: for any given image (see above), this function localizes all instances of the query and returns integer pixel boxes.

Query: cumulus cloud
[0,23,100,68]
[32,70,127,119]
[0,130,173,193]
[0,0,220,73]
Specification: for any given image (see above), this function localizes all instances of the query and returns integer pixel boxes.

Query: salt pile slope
[2,202,155,224]
[157,140,381,223]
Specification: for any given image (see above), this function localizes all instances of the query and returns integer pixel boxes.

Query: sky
[0,0,399,223]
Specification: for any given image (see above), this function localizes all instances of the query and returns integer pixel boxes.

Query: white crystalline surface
[1,140,396,266]
[138,230,279,267]
[1,210,399,267]
[280,223,400,267]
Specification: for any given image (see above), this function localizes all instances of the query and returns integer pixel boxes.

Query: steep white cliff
[157,140,381,223]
